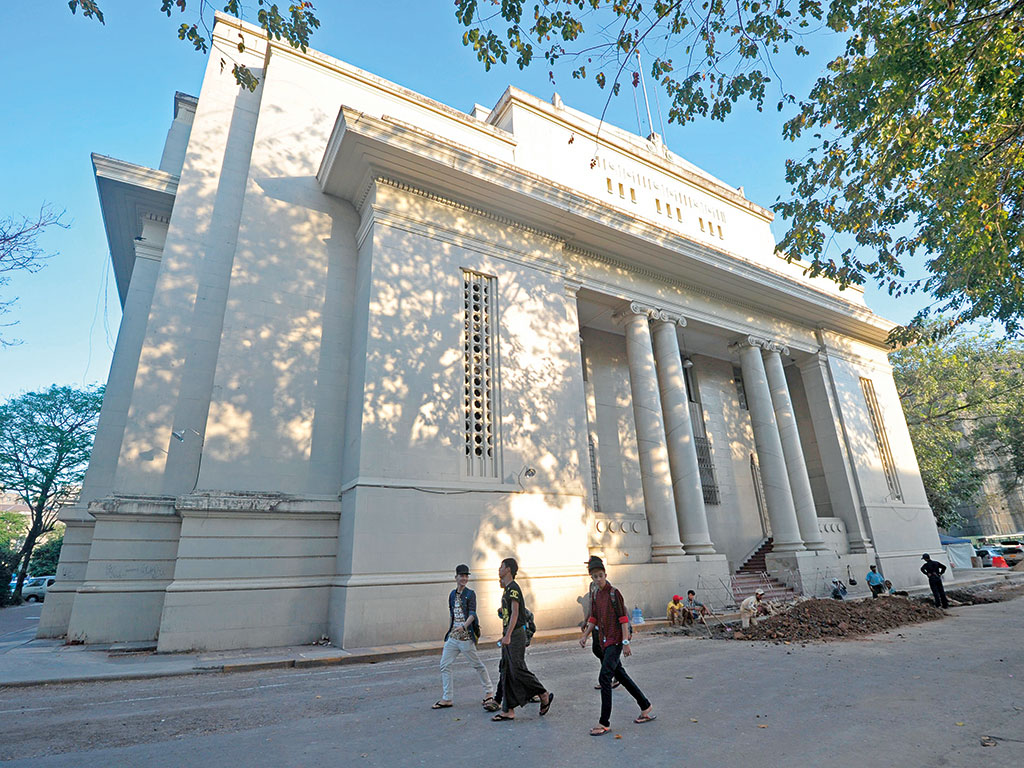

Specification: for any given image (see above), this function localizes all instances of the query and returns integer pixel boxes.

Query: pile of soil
[728,597,944,642]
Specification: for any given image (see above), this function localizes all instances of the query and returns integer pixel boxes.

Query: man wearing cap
[433,564,495,710]
[865,565,886,598]
[739,589,772,628]
[920,553,949,608]
[579,556,655,735]
[666,594,685,626]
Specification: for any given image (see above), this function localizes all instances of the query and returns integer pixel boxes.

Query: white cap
[755,588,765,596]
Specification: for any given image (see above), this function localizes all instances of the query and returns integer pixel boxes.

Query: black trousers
[498,627,546,712]
[597,642,650,727]
[869,583,884,598]
[929,577,949,608]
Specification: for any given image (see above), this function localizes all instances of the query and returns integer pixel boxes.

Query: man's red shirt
[588,583,629,648]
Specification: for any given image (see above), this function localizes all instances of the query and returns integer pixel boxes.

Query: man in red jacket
[579,556,655,735]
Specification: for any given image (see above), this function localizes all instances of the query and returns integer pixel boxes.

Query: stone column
[615,303,685,560]
[650,314,716,554]
[733,337,805,552]
[763,348,828,551]
[799,345,873,552]
[37,216,168,638]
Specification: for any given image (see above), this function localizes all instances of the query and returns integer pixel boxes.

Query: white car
[21,576,56,602]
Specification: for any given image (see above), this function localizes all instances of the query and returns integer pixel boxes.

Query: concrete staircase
[732,538,800,601]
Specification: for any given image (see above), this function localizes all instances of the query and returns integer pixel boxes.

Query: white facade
[39,14,947,652]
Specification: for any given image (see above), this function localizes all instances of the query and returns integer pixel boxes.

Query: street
[0,603,41,656]
[0,597,1021,767]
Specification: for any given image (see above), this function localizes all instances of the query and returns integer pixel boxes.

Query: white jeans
[440,636,493,702]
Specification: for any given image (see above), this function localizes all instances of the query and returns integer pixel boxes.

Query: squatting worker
[739,588,772,628]
[683,590,709,623]
[865,565,886,598]
[579,556,656,736]
[666,594,685,626]
[492,557,553,721]
[920,553,949,609]
[433,564,495,711]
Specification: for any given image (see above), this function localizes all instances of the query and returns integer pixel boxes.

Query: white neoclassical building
[40,14,947,652]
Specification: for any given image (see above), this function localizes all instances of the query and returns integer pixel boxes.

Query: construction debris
[724,597,944,641]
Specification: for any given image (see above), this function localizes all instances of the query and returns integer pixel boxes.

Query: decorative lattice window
[860,377,903,501]
[684,364,720,505]
[588,435,601,512]
[463,271,499,478]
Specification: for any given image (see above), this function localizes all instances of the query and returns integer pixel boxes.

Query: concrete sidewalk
[1,569,1019,688]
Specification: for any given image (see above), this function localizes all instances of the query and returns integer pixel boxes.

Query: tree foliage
[0,385,103,598]
[67,1,320,91]
[890,325,1024,528]
[0,205,67,346]
[455,1,1024,341]
[29,532,64,577]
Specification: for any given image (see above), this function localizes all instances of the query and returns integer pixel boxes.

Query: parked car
[20,576,55,602]
[975,547,1005,567]
[996,544,1023,567]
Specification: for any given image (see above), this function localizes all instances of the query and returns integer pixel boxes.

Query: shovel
[847,565,857,586]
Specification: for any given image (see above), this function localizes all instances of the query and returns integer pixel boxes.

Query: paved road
[0,603,42,655]
[0,598,1021,767]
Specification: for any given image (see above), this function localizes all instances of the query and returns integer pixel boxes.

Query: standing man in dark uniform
[920,553,949,608]
[491,557,553,721]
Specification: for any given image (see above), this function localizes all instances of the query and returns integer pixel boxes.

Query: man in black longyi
[491,557,553,721]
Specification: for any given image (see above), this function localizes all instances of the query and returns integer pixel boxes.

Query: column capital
[730,335,790,355]
[563,278,583,298]
[613,301,687,327]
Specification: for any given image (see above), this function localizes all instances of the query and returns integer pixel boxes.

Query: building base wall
[154,493,340,652]
[65,497,181,644]
[36,518,96,638]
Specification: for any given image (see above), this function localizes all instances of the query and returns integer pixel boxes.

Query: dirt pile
[729,597,944,642]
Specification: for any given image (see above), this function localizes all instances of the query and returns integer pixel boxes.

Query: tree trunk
[13,529,39,599]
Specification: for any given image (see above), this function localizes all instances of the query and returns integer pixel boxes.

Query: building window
[750,454,770,537]
[860,377,903,502]
[684,364,721,505]
[733,365,748,410]
[588,435,601,513]
[463,270,499,478]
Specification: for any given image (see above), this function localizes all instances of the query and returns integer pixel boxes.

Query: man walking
[492,557,552,721]
[579,556,655,735]
[865,565,886,598]
[433,564,495,710]
[920,553,949,608]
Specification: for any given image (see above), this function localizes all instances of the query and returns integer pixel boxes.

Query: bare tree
[0,205,67,345]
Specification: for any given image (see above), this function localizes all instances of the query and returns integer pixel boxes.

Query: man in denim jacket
[432,564,496,710]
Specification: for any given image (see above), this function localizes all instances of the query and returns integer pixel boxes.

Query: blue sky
[0,1,929,399]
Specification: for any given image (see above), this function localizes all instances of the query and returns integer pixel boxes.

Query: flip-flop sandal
[491,713,515,722]
[539,692,554,716]
[590,726,610,736]
[431,701,453,709]
[482,698,500,712]
[634,713,657,724]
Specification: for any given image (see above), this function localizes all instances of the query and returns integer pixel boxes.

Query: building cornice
[318,108,894,347]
